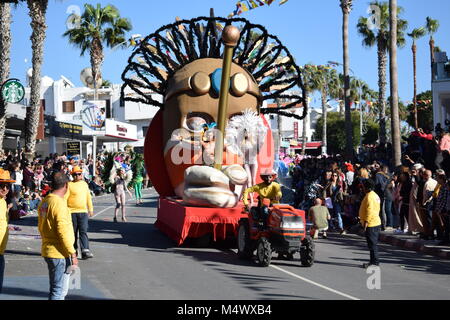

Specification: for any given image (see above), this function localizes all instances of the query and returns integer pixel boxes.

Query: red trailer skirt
[155,197,246,246]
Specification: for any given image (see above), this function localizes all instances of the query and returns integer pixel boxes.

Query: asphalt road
[1,187,450,300]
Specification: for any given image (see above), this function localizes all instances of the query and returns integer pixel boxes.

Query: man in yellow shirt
[242,169,282,227]
[38,172,78,300]
[359,179,382,268]
[242,169,282,209]
[65,166,94,259]
[0,168,15,293]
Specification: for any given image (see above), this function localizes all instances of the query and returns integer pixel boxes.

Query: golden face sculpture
[162,58,262,197]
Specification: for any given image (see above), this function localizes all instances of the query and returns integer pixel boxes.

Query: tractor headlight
[280,221,304,229]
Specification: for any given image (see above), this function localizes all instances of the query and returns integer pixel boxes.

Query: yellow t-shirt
[242,182,282,206]
[38,193,75,259]
[64,180,93,214]
[359,191,382,228]
[0,198,8,255]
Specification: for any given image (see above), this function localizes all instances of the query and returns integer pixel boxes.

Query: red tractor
[237,200,315,267]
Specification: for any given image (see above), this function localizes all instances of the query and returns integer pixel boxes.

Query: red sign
[294,122,298,140]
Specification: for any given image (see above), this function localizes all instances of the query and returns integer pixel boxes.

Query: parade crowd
[0,148,148,299]
[281,126,450,247]
[0,150,149,220]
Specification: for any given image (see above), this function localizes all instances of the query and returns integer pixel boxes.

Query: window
[142,126,149,137]
[62,100,75,113]
[105,99,112,118]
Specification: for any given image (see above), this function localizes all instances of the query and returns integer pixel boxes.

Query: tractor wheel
[237,219,254,259]
[256,237,272,267]
[300,236,315,267]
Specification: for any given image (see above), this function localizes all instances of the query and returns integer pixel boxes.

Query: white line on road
[91,194,145,218]
[269,264,360,300]
[92,206,114,218]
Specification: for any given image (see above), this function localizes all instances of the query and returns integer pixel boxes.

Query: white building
[5,75,160,157]
[432,51,450,128]
[266,100,322,154]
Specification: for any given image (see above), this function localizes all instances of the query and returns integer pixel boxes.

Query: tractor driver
[242,169,282,224]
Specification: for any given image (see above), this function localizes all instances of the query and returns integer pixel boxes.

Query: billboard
[81,100,106,136]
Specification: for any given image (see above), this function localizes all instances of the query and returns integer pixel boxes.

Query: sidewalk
[346,224,450,260]
[378,231,450,259]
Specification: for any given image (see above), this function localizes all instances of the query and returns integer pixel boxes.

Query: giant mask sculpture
[121,17,307,208]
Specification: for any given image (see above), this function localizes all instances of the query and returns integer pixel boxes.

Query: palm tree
[340,0,354,160]
[63,3,132,97]
[390,0,401,167]
[309,65,338,155]
[425,17,440,82]
[327,73,345,115]
[300,64,319,155]
[357,1,407,147]
[408,27,426,129]
[0,2,12,153]
[24,0,48,159]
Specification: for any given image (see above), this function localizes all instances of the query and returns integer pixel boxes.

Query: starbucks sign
[1,79,25,103]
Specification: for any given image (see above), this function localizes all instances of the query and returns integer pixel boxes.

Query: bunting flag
[241,1,249,12]
[248,0,259,9]
[228,0,288,17]
[216,22,224,32]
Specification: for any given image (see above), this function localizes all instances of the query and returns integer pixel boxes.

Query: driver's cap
[260,168,277,176]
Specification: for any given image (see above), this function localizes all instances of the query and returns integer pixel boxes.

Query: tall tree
[63,3,132,96]
[408,27,426,129]
[24,0,48,158]
[357,1,407,147]
[300,64,318,155]
[389,0,401,167]
[0,2,12,153]
[340,0,354,160]
[310,66,338,155]
[425,17,440,82]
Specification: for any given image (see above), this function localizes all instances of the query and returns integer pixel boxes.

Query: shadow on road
[320,233,450,275]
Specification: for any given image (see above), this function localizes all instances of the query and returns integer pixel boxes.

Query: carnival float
[121,16,307,246]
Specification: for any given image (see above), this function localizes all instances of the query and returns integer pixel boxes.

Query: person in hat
[64,166,94,259]
[0,168,15,293]
[242,168,282,210]
[242,168,282,228]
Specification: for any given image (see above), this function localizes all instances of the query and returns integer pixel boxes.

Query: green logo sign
[1,79,25,103]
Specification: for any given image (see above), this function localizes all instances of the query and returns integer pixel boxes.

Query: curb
[379,233,450,260]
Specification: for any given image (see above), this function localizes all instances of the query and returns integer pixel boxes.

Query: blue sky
[8,0,450,109]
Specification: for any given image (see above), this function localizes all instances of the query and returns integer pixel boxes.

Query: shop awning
[289,142,322,149]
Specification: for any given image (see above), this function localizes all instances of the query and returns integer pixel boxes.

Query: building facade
[432,51,450,128]
[5,75,160,157]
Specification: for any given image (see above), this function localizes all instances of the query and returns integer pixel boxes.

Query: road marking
[92,206,114,218]
[269,264,360,300]
[92,194,142,218]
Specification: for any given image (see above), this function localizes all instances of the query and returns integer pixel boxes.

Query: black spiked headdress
[121,16,307,120]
